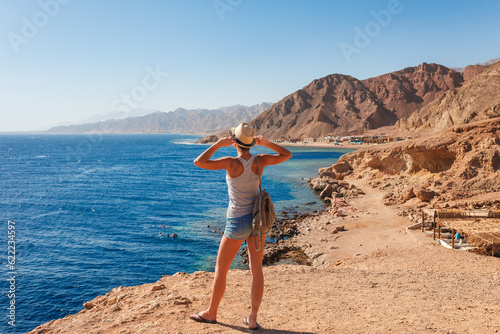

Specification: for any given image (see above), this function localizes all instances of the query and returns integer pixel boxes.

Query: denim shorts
[224,213,254,240]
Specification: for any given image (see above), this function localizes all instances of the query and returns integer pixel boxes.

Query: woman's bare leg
[191,236,243,322]
[245,234,266,328]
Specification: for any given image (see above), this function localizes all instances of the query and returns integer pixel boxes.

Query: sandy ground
[29,178,500,334]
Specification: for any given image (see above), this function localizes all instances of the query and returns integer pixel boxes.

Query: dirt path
[29,181,500,334]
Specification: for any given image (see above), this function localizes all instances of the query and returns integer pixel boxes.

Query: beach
[280,141,377,150]
[28,177,500,333]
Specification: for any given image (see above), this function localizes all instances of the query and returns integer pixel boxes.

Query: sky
[1,0,500,132]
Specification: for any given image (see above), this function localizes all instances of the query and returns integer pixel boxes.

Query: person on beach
[189,122,292,330]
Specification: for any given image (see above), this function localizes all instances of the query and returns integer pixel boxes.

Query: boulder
[319,171,337,179]
[151,284,166,291]
[318,166,334,174]
[83,301,94,310]
[332,161,351,174]
[413,186,436,202]
[320,184,335,198]
[309,178,329,192]
[401,187,416,201]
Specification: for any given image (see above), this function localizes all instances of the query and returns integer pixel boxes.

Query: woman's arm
[254,136,292,167]
[193,136,234,170]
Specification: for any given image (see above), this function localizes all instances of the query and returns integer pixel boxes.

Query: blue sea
[0,134,352,333]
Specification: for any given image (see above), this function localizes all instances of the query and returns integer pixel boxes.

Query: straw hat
[229,122,255,148]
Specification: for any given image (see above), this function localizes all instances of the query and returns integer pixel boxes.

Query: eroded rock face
[328,118,500,204]
[397,61,500,137]
[327,62,500,205]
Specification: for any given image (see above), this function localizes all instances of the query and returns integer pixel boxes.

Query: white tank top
[226,156,260,218]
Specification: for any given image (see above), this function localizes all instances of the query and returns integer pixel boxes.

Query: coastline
[279,140,376,150]
[28,176,500,333]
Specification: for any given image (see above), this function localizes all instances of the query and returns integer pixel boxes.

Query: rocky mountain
[396,61,500,136]
[204,62,479,141]
[315,62,500,205]
[47,103,273,134]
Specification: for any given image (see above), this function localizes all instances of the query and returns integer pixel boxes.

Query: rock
[351,188,365,196]
[339,181,350,188]
[172,297,191,305]
[318,166,334,174]
[319,171,337,179]
[332,161,351,174]
[83,301,94,310]
[197,135,219,144]
[151,284,166,291]
[382,192,394,200]
[413,186,436,202]
[309,178,329,192]
[401,187,415,201]
[336,225,345,231]
[320,184,335,198]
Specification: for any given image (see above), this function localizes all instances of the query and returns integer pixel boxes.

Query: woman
[189,122,292,330]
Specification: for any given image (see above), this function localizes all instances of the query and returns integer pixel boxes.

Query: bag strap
[255,156,263,252]
[256,156,262,192]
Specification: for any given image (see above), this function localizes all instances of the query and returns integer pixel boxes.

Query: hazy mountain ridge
[451,57,500,72]
[47,103,273,134]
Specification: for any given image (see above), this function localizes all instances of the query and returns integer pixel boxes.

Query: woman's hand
[254,135,268,146]
[217,136,235,147]
[253,135,292,167]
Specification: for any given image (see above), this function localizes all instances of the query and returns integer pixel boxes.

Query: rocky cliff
[396,61,500,136]
[331,118,500,205]
[313,61,500,205]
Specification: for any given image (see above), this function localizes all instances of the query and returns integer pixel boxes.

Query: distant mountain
[452,57,500,72]
[46,103,273,134]
[246,63,473,139]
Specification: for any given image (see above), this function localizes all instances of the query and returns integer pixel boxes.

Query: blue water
[0,134,353,333]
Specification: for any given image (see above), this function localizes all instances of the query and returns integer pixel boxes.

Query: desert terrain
[28,176,500,334]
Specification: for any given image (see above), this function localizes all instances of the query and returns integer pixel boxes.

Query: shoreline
[278,140,377,150]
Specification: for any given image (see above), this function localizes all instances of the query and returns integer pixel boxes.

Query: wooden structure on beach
[421,209,500,256]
